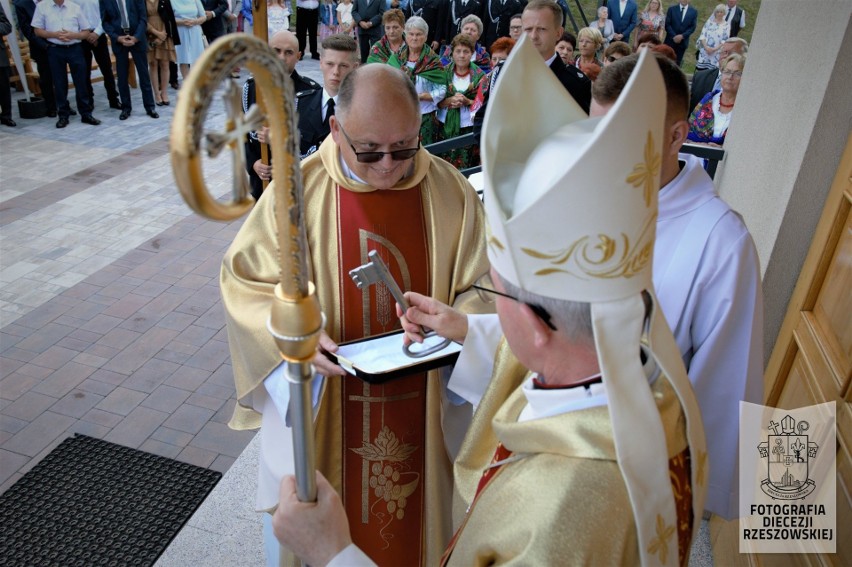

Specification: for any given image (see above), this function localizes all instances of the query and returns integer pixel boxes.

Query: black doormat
[0,434,222,567]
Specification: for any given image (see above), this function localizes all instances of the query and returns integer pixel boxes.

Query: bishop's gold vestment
[220,138,489,565]
[448,342,694,566]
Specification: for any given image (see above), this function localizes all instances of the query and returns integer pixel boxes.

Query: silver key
[349,250,452,358]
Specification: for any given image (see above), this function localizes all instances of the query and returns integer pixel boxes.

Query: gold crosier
[169,34,323,503]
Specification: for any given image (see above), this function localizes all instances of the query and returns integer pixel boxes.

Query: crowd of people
[223,3,762,565]
[1,0,749,150]
[0,0,764,564]
[1,0,247,127]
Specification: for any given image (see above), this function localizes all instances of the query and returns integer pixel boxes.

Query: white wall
[715,0,852,362]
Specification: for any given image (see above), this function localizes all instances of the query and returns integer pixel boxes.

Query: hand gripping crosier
[169,35,323,505]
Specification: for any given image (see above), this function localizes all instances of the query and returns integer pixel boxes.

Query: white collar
[338,152,367,184]
[658,153,716,220]
[544,52,558,67]
[518,346,659,422]
[519,377,607,421]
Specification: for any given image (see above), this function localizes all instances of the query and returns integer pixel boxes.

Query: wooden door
[756,132,852,566]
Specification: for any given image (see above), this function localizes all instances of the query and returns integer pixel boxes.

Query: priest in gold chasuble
[220,64,489,566]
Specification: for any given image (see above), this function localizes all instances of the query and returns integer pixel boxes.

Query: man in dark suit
[200,0,229,44]
[663,0,697,67]
[522,0,590,112]
[407,0,447,50]
[606,0,637,46]
[473,0,589,133]
[725,0,746,37]
[353,0,383,63]
[14,0,64,117]
[0,7,14,127]
[440,0,482,46]
[481,0,525,49]
[77,0,122,110]
[101,0,159,120]
[295,35,358,156]
[689,36,746,113]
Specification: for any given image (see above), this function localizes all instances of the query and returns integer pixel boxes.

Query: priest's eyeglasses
[471,274,557,331]
[337,122,420,163]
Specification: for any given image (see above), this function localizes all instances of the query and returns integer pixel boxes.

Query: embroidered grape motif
[368,462,409,519]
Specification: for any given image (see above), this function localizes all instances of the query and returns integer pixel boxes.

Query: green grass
[565,0,761,74]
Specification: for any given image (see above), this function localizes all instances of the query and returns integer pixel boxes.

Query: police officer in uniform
[243,31,322,200]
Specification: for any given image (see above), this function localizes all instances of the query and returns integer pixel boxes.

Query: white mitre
[481,38,708,567]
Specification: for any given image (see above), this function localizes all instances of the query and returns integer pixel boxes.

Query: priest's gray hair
[498,275,594,343]
[405,16,429,36]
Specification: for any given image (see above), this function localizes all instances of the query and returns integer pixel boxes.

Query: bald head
[269,30,300,75]
[330,65,421,190]
[336,64,419,122]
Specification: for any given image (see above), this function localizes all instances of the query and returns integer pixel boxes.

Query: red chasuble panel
[336,185,430,565]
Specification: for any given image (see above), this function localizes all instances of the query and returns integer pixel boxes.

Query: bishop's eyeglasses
[337,122,420,164]
[471,273,557,331]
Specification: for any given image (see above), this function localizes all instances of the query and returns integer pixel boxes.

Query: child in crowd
[268,0,292,35]
[319,0,340,40]
[336,0,355,38]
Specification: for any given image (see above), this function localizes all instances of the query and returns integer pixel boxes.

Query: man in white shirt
[31,0,101,127]
[725,0,746,37]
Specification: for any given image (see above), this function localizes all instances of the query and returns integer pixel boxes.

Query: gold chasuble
[449,342,695,566]
[220,138,489,566]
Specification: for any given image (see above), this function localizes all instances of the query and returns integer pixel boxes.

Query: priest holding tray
[220,63,489,566]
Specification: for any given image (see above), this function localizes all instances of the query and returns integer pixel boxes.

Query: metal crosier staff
[169,34,322,503]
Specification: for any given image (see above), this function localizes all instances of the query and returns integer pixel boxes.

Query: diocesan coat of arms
[757,414,818,500]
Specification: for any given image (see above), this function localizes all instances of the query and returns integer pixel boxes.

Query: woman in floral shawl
[439,14,491,74]
[688,53,743,148]
[436,33,485,169]
[387,17,446,144]
[366,8,406,64]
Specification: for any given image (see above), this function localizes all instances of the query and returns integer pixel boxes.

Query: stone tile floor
[0,56,324,495]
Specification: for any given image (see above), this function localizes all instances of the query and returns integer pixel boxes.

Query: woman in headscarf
[365,8,406,63]
[387,16,446,144]
[695,4,731,70]
[439,14,490,74]
[436,33,485,169]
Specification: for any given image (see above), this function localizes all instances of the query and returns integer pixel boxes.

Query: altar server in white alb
[416,50,763,523]
[590,53,762,520]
